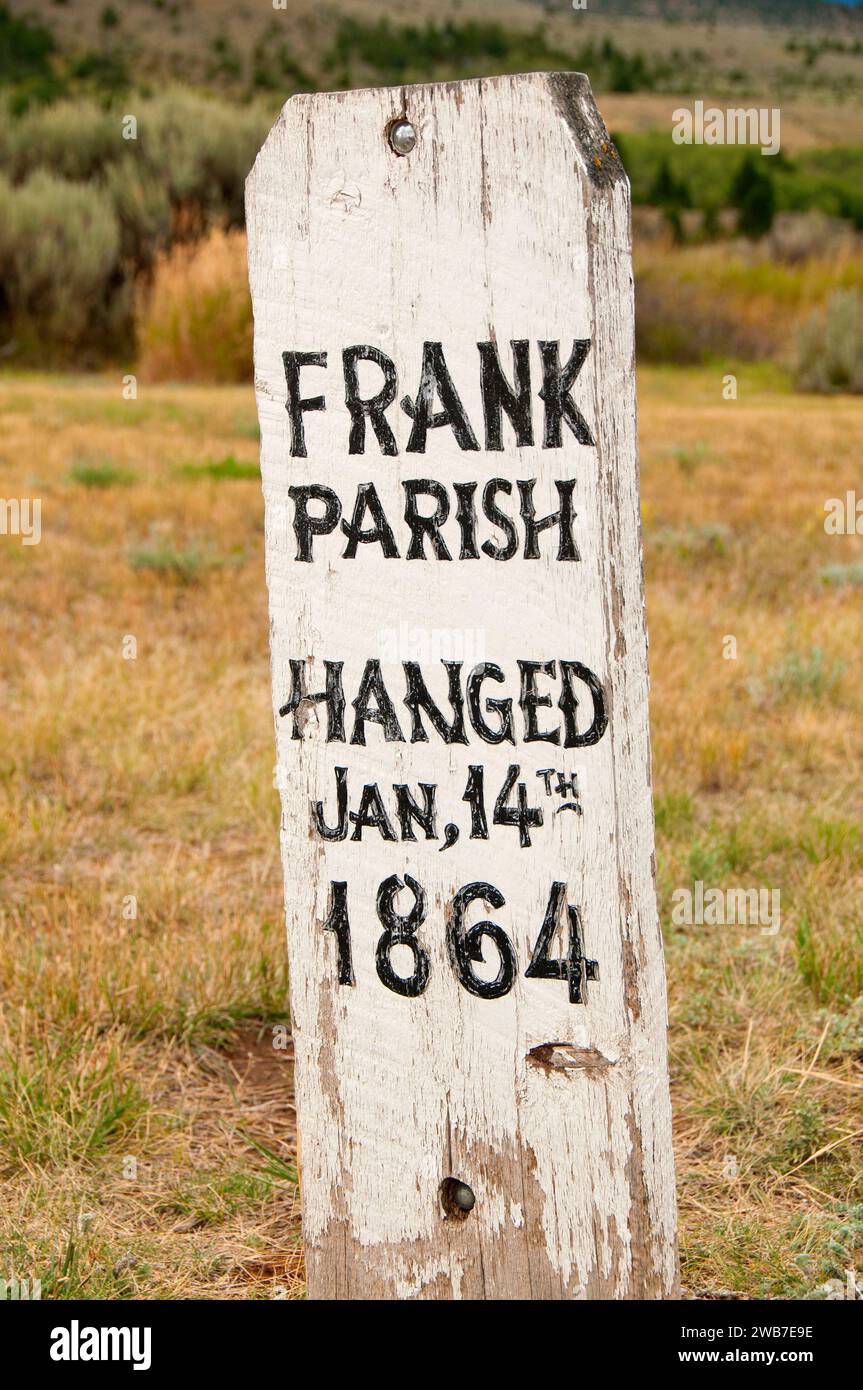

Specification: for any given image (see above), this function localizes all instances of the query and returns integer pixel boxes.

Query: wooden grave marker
[246,71,678,1300]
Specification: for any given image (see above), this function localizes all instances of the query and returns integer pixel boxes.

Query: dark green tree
[729,155,776,239]
[702,201,721,241]
[649,157,691,210]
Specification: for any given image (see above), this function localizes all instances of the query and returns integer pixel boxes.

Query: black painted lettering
[403,479,452,560]
[478,339,533,450]
[453,482,479,559]
[466,663,516,744]
[279,659,346,741]
[343,345,398,456]
[538,340,594,448]
[282,350,327,458]
[481,478,518,560]
[393,783,438,841]
[350,783,398,841]
[558,660,608,748]
[288,484,341,562]
[402,342,480,453]
[518,479,580,561]
[341,482,400,558]
[519,659,560,744]
[403,661,468,744]
[312,765,349,840]
[350,659,405,744]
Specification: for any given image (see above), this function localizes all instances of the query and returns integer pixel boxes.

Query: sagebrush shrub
[795,287,863,393]
[0,170,126,356]
[0,91,271,359]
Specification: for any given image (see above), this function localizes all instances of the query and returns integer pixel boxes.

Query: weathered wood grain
[247,71,678,1300]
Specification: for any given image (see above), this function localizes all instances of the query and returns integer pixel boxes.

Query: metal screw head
[388,118,416,156]
[451,1181,475,1213]
[440,1175,476,1220]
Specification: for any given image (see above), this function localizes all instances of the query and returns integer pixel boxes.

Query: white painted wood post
[247,72,678,1300]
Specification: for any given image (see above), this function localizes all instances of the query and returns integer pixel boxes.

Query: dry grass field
[0,363,861,1299]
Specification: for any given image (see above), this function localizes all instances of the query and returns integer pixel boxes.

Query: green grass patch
[68,456,135,488]
[798,817,863,867]
[178,454,258,481]
[0,1036,145,1171]
[819,562,863,588]
[155,1167,275,1227]
[127,541,243,583]
[796,914,863,1006]
[768,644,846,703]
[232,414,260,441]
[687,824,758,881]
[19,1226,153,1300]
[669,440,712,476]
[240,1131,299,1186]
[654,790,694,837]
[650,522,733,558]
